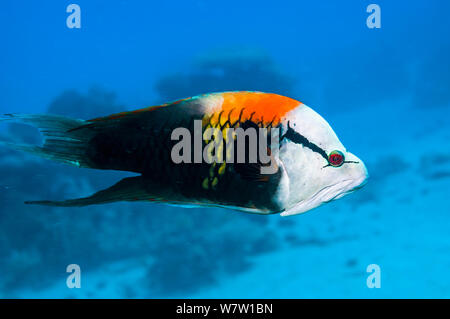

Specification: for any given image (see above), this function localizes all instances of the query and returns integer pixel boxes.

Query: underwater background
[0,0,449,298]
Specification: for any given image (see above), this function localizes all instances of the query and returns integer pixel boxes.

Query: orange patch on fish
[87,91,301,126]
[209,92,301,127]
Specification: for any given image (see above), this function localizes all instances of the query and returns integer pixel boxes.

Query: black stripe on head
[281,122,329,161]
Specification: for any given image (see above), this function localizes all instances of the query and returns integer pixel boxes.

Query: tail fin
[0,114,95,168]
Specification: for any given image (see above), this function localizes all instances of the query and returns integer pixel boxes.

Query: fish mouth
[329,174,368,200]
[280,174,368,217]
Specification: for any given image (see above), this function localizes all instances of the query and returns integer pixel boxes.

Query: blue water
[0,1,449,298]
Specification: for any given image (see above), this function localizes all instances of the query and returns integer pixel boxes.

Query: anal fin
[25,176,150,207]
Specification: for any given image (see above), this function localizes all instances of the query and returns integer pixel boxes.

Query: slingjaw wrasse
[0,91,368,216]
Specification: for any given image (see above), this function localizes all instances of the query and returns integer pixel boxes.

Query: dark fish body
[84,110,282,212]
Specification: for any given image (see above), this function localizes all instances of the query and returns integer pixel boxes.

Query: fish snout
[346,152,369,191]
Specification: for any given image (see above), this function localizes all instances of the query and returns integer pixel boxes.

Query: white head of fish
[276,104,368,216]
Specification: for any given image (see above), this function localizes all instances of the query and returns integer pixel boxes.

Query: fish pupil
[328,151,344,167]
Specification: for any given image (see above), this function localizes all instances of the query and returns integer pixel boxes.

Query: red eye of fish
[328,150,344,167]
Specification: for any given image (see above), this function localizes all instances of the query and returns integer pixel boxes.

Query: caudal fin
[0,113,95,168]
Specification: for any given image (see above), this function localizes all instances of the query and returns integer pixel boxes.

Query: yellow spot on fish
[209,113,219,126]
[219,114,227,127]
[202,178,209,190]
[218,163,226,175]
[211,177,219,188]
[222,128,229,141]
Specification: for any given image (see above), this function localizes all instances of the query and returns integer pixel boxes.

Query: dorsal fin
[86,95,197,123]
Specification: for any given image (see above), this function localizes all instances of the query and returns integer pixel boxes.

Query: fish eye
[328,150,345,167]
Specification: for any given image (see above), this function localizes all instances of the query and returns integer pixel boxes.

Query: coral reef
[154,47,295,102]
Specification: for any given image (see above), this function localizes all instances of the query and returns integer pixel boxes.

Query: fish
[0,91,368,216]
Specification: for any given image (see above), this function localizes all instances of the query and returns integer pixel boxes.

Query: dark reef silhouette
[154,47,295,102]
